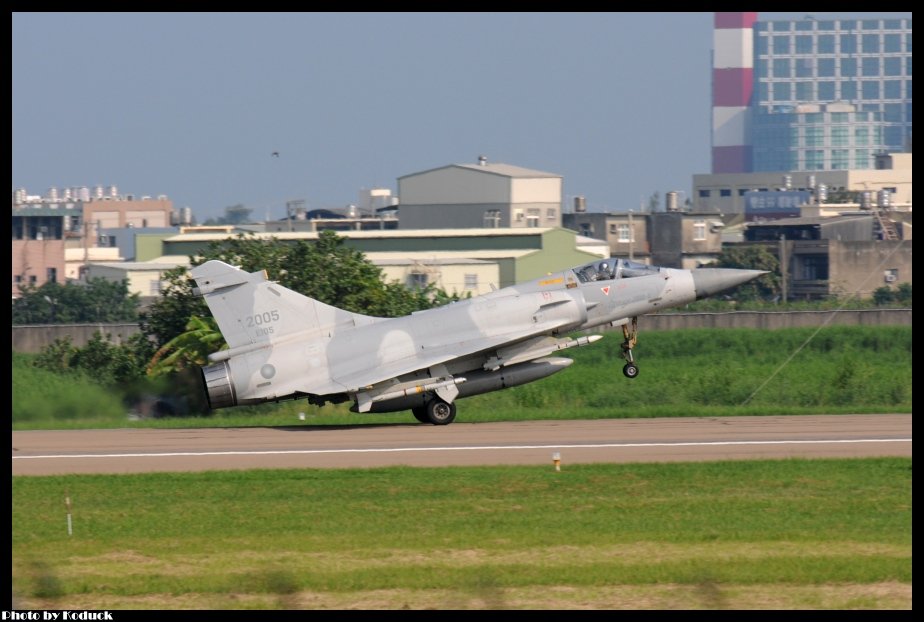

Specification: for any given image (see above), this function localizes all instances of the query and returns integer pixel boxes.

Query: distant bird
[271,151,280,158]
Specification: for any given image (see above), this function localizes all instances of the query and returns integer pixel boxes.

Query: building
[740,214,912,300]
[693,152,912,217]
[711,12,912,174]
[11,186,174,297]
[563,190,726,269]
[397,157,562,230]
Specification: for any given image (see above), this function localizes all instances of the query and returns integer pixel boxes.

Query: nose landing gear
[621,316,639,379]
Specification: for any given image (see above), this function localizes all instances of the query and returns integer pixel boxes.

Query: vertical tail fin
[190,260,377,350]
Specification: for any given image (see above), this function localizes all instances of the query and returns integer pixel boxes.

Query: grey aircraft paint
[191,258,765,425]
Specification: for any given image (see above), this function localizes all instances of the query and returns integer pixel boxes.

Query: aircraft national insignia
[601,286,611,295]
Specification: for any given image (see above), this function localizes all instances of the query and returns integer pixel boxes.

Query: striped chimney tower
[711,12,757,173]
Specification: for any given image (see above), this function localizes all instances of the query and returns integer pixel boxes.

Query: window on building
[483,210,500,228]
[862,81,880,99]
[818,81,835,100]
[795,35,813,53]
[884,33,901,53]
[805,150,825,170]
[831,149,850,170]
[46,267,57,284]
[773,35,790,54]
[464,274,478,290]
[840,58,857,77]
[800,255,829,280]
[150,280,163,295]
[14,275,22,284]
[756,35,768,55]
[693,221,706,241]
[883,80,902,99]
[773,82,791,101]
[609,223,617,234]
[855,149,870,168]
[546,208,556,221]
[817,34,835,53]
[796,59,814,78]
[862,57,881,77]
[773,58,791,78]
[407,273,428,289]
[831,127,849,146]
[698,189,710,198]
[884,126,903,148]
[580,223,593,237]
[804,126,824,147]
[514,210,524,223]
[855,127,869,146]
[29,275,37,284]
[817,58,835,77]
[840,81,857,100]
[526,209,540,228]
[795,81,813,100]
[719,189,731,197]
[862,33,880,54]
[883,103,903,122]
[617,224,634,243]
[840,34,857,54]
[738,189,749,196]
[755,59,767,78]
[861,20,880,30]
[883,57,902,76]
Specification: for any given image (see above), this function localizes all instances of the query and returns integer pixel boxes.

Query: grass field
[12,326,913,430]
[11,458,912,610]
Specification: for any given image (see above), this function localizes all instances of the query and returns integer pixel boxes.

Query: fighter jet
[190,258,765,424]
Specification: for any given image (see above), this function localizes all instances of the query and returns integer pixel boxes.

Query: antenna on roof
[478,155,487,166]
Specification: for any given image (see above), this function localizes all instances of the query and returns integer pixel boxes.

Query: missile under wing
[190,257,765,425]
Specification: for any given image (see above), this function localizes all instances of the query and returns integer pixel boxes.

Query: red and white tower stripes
[711,12,757,173]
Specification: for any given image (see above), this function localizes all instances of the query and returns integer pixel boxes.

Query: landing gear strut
[621,316,639,379]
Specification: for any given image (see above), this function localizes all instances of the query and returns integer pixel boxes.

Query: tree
[12,278,141,325]
[713,245,781,301]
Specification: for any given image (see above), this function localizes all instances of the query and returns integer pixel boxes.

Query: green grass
[12,458,912,609]
[13,325,912,429]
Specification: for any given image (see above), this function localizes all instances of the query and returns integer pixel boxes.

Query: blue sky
[12,12,911,222]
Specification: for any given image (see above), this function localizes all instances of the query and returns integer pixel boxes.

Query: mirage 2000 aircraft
[190,257,765,425]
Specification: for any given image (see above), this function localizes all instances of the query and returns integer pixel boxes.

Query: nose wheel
[621,317,639,379]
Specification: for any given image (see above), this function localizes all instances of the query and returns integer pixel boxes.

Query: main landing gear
[412,397,457,425]
[621,316,639,379]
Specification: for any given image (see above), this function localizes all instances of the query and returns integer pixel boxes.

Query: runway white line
[12,438,912,460]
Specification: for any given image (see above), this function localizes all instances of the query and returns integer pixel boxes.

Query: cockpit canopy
[574,258,662,283]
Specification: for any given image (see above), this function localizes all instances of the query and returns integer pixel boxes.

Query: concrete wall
[13,309,911,354]
[13,323,145,354]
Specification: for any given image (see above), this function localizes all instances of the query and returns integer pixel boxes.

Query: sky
[12,12,912,222]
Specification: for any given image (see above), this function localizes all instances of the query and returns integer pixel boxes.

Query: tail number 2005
[247,309,280,336]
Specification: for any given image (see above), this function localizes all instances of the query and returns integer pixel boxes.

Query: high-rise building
[712,13,912,173]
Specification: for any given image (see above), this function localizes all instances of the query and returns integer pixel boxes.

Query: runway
[11,414,911,476]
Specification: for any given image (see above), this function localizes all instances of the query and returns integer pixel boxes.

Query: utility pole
[628,210,634,261]
[780,234,788,303]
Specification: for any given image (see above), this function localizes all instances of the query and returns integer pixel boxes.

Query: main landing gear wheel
[425,398,457,425]
[411,406,430,423]
[622,363,639,379]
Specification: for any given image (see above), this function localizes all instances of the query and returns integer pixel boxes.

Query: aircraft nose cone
[691,268,768,299]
